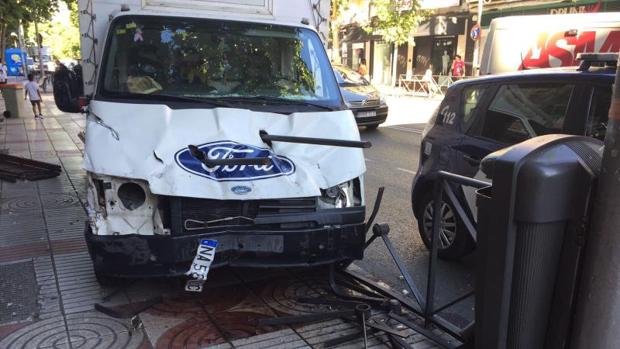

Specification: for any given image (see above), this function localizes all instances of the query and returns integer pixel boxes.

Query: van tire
[415,189,474,260]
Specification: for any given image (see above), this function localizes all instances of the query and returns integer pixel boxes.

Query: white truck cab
[54,0,369,280]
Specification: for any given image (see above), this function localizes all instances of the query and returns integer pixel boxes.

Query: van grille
[168,197,317,234]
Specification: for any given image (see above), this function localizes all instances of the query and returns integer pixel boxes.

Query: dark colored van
[412,54,615,259]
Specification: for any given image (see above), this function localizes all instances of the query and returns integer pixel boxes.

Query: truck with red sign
[479,12,620,75]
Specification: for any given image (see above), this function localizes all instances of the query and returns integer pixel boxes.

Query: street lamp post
[472,0,483,75]
[17,21,29,76]
[569,55,620,349]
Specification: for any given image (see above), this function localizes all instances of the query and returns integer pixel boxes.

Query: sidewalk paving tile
[0,92,443,349]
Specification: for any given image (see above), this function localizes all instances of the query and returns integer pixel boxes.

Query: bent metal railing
[341,171,490,347]
[426,171,489,332]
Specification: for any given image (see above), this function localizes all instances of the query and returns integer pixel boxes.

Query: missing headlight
[117,182,146,210]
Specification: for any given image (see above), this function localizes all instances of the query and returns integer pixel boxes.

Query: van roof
[112,9,314,32]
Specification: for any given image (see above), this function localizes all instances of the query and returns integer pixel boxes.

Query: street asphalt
[353,97,475,326]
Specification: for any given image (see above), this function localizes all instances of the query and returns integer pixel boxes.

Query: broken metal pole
[570,55,620,349]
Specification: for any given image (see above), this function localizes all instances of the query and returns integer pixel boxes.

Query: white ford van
[53,0,369,284]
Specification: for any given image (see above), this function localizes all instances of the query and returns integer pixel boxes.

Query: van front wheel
[416,190,474,260]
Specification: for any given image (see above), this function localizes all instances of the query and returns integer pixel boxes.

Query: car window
[333,66,369,86]
[481,112,531,144]
[479,83,574,144]
[461,86,487,132]
[587,86,611,141]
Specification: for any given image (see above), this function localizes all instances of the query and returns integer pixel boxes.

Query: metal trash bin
[0,83,27,118]
[475,134,603,349]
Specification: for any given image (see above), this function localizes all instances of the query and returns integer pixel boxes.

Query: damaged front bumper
[85,207,367,277]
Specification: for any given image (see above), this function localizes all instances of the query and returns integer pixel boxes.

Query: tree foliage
[329,0,349,62]
[27,2,80,60]
[365,0,430,45]
[0,0,75,61]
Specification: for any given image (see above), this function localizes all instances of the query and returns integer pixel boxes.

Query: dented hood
[83,100,366,200]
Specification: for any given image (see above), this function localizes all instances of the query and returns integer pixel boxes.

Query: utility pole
[34,22,45,78]
[17,20,28,76]
[570,56,620,348]
[472,0,483,76]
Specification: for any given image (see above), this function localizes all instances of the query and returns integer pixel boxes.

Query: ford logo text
[175,141,295,181]
[231,185,252,195]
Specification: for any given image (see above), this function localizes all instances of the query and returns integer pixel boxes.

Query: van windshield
[99,16,341,108]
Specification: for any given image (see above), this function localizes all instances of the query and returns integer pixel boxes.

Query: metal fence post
[424,178,443,327]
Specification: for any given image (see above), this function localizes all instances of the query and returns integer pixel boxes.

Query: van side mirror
[52,64,85,113]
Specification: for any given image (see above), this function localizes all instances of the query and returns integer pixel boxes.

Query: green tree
[0,0,27,62]
[365,0,429,46]
[364,0,430,85]
[27,2,80,60]
[330,0,349,63]
[0,0,73,62]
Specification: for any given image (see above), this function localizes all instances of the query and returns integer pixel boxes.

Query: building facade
[336,0,620,86]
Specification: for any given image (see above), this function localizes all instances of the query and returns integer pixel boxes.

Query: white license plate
[185,239,218,291]
[357,111,377,118]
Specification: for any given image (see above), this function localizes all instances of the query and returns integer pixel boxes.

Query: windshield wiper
[110,93,233,108]
[220,96,337,111]
[188,145,272,167]
[259,130,371,149]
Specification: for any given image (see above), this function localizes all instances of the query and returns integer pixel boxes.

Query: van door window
[461,86,487,132]
[587,86,612,141]
[480,83,574,144]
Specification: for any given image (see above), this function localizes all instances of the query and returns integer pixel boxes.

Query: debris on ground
[0,153,62,182]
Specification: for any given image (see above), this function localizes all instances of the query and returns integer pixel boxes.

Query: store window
[372,41,392,86]
[432,37,455,76]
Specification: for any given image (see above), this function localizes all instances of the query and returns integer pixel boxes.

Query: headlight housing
[117,182,147,210]
[319,180,361,209]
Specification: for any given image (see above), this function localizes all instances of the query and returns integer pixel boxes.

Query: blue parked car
[412,54,616,259]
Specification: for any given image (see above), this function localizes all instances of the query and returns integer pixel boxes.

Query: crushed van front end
[85,174,367,277]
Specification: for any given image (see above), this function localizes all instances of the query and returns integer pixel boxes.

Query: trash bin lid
[0,83,24,89]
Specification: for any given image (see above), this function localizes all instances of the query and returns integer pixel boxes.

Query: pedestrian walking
[357,58,368,79]
[422,65,438,97]
[451,55,465,80]
[24,73,44,119]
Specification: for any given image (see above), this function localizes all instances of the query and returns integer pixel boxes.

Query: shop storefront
[412,15,469,76]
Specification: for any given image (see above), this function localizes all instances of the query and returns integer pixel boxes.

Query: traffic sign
[470,24,481,41]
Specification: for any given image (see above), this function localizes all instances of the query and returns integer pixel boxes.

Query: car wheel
[415,189,474,260]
